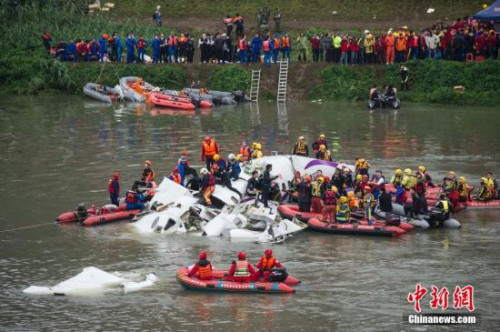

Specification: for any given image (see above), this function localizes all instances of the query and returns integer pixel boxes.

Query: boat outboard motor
[76,204,88,223]
[268,268,288,282]
[385,214,401,226]
[424,208,447,227]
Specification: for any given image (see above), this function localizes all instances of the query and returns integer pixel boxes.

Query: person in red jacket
[228,252,256,282]
[108,172,120,206]
[310,35,320,62]
[188,251,213,280]
[256,249,282,277]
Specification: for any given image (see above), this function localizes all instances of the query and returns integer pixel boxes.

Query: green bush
[209,65,251,92]
[312,60,500,106]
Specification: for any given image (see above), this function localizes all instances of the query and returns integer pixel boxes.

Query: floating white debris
[427,8,435,14]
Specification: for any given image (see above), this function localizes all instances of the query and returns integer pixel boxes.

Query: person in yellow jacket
[486,172,498,199]
[355,158,370,176]
[476,177,492,201]
[292,136,309,156]
[335,196,350,224]
[363,31,375,64]
[390,168,403,187]
[457,176,470,202]
[401,168,417,190]
[251,143,263,159]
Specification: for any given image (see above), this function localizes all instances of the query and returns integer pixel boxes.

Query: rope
[96,58,107,83]
[0,221,56,233]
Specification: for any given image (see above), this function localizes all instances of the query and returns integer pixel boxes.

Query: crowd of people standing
[42,12,498,65]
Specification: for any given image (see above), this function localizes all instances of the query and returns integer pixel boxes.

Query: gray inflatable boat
[374,208,430,229]
[119,77,158,102]
[390,203,461,229]
[83,83,118,103]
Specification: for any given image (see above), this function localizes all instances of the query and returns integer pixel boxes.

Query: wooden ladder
[277,60,288,104]
[250,70,261,102]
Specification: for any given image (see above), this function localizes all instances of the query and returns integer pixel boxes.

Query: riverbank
[2,56,499,106]
[1,1,498,106]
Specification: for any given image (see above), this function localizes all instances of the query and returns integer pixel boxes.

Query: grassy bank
[311,60,500,106]
[113,0,481,22]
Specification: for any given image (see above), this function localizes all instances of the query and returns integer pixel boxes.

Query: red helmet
[238,252,246,260]
[181,150,188,156]
[113,172,120,180]
[204,135,211,142]
[265,249,273,257]
[173,167,179,173]
[199,251,207,260]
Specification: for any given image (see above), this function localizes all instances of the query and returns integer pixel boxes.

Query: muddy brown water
[0,95,499,331]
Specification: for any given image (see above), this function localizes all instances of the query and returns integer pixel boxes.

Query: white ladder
[250,70,261,102]
[277,60,288,103]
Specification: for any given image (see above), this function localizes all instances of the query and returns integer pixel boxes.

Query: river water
[0,95,499,331]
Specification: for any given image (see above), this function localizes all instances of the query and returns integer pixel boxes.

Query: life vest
[260,256,276,271]
[336,203,350,222]
[262,40,270,52]
[396,37,407,51]
[239,146,250,160]
[323,190,337,205]
[273,38,281,50]
[203,140,217,157]
[239,39,247,50]
[143,168,155,182]
[442,179,457,192]
[169,173,181,184]
[168,36,178,46]
[137,40,145,49]
[294,141,307,155]
[234,261,250,277]
[348,197,358,208]
[458,183,468,199]
[108,179,119,195]
[198,263,212,278]
[356,159,369,171]
[487,178,496,190]
[479,184,492,199]
[282,36,290,48]
[402,175,417,190]
[125,191,136,204]
[251,150,262,159]
[318,150,331,161]
[233,16,243,23]
[178,36,187,44]
[312,182,322,197]
[363,193,376,209]
[391,174,403,185]
[439,200,449,213]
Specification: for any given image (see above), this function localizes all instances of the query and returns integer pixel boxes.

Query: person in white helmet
[227,153,241,181]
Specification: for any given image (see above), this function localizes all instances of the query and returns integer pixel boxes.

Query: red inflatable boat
[462,198,500,209]
[149,92,196,110]
[308,218,405,237]
[177,267,297,294]
[210,269,300,286]
[57,204,140,227]
[278,204,413,231]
